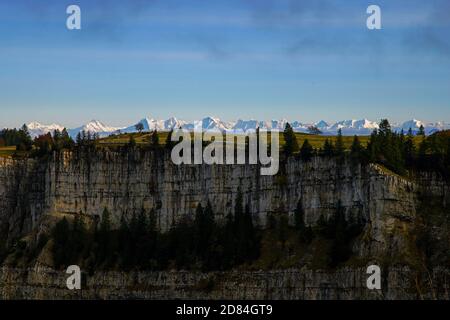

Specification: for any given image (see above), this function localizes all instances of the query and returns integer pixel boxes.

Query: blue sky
[1,0,450,128]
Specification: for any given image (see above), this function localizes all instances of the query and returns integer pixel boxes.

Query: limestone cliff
[0,267,448,299]
[0,149,449,299]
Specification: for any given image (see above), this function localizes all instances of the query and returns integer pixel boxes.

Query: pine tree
[446,138,450,168]
[151,130,159,147]
[403,129,416,168]
[294,199,305,231]
[53,129,62,151]
[322,139,335,157]
[444,137,450,179]
[61,128,74,150]
[283,123,299,156]
[17,124,33,151]
[350,135,363,158]
[315,214,329,237]
[97,208,113,266]
[335,128,344,156]
[76,132,82,146]
[118,215,131,268]
[299,139,314,161]
[330,201,349,267]
[294,199,312,243]
[234,191,245,263]
[277,214,289,248]
[135,209,149,266]
[69,214,88,265]
[52,217,71,268]
[194,203,205,258]
[222,212,236,269]
[366,120,406,175]
[379,119,392,136]
[165,129,174,149]
[234,190,258,264]
[128,135,136,148]
[418,125,425,136]
[418,139,428,170]
[390,132,406,174]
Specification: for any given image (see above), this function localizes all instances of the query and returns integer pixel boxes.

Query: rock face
[0,151,419,236]
[0,149,449,299]
[0,267,448,300]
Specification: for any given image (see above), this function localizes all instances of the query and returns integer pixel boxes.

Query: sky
[0,0,450,128]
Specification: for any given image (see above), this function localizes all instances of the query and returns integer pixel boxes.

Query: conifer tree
[52,217,71,268]
[97,208,113,265]
[322,139,335,157]
[294,199,312,243]
[118,215,131,268]
[418,125,425,136]
[151,130,159,147]
[61,128,74,149]
[418,138,428,170]
[165,129,174,149]
[446,138,450,168]
[128,135,136,148]
[76,132,82,146]
[299,139,314,161]
[379,119,391,136]
[403,129,416,167]
[329,201,349,267]
[69,214,88,265]
[233,190,258,264]
[350,135,363,158]
[283,123,299,156]
[335,129,345,156]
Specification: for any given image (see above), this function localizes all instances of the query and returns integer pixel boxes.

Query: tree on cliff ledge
[294,200,313,244]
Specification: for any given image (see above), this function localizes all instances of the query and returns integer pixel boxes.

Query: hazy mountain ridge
[21,117,450,138]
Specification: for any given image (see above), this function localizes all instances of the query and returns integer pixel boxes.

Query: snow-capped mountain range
[21,117,450,138]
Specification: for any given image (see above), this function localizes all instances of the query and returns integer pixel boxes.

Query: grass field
[99,132,424,150]
[0,132,425,158]
[97,132,170,146]
[98,132,369,149]
[0,146,16,158]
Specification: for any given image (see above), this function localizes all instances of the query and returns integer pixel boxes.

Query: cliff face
[1,267,448,300]
[0,149,449,299]
[0,150,424,249]
[0,157,47,245]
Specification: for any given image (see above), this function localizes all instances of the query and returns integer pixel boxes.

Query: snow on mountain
[23,117,450,138]
[328,119,379,135]
[267,119,288,130]
[164,117,186,130]
[289,121,309,133]
[232,119,259,132]
[397,119,424,132]
[231,119,291,131]
[178,116,230,132]
[27,122,65,138]
[68,120,123,138]
[122,117,171,133]
[395,119,450,135]
[429,122,450,134]
[199,116,229,131]
[315,120,330,129]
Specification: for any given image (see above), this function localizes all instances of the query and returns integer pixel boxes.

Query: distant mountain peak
[23,117,450,138]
